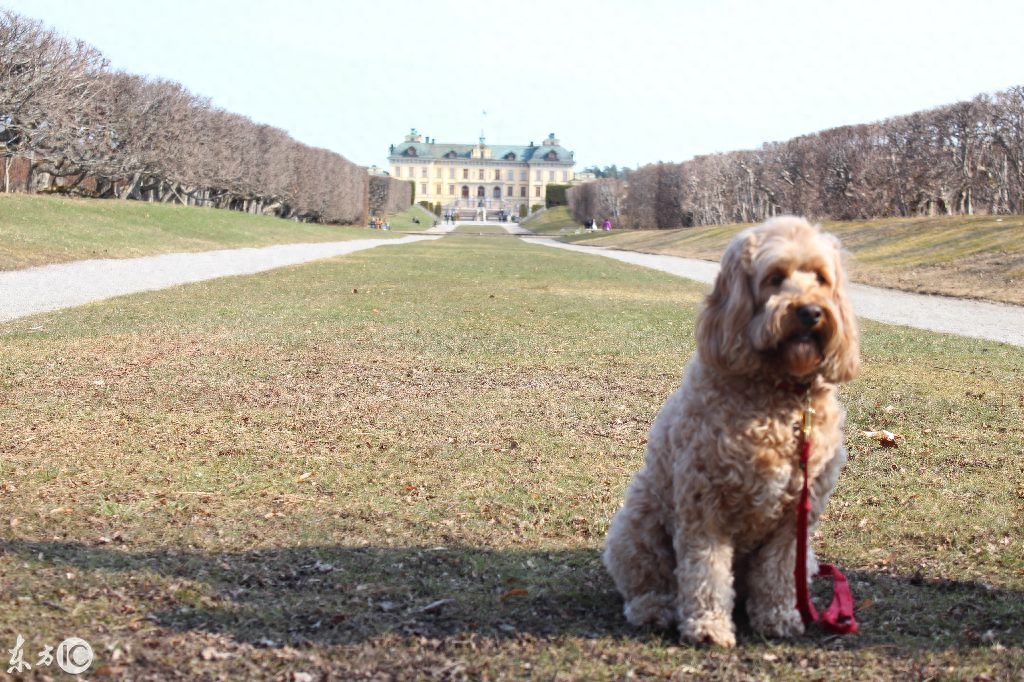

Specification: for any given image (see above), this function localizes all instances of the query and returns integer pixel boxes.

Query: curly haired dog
[603,216,859,647]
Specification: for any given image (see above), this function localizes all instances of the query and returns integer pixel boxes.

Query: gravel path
[524,238,1024,348]
[0,235,436,323]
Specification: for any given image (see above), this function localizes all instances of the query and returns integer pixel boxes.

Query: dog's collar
[774,378,813,395]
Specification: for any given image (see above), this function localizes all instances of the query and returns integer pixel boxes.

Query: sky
[5,0,1024,172]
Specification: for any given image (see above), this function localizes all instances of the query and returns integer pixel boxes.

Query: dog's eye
[815,271,828,285]
[767,273,785,288]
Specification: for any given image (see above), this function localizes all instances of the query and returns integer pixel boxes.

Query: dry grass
[1,236,1021,679]
[564,214,1024,305]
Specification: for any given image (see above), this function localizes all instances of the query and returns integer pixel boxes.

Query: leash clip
[801,392,815,439]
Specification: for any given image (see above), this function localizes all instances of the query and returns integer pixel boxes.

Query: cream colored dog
[603,216,859,647]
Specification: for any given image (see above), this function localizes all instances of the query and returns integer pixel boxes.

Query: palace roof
[388,138,574,165]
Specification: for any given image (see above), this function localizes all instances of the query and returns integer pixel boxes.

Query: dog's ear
[822,235,860,383]
[696,230,760,374]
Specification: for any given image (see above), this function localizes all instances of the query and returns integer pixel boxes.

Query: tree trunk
[119,172,142,200]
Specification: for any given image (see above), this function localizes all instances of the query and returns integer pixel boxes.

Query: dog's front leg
[744,523,806,638]
[674,530,736,647]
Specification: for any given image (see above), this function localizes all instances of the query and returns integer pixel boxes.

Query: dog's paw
[624,593,675,630]
[679,612,736,648]
[748,604,805,639]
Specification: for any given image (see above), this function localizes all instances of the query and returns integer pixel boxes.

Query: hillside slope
[0,194,404,271]
[563,215,1024,306]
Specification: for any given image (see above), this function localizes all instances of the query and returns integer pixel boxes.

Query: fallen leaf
[296,472,313,483]
[499,588,529,602]
[201,646,232,661]
[862,429,899,448]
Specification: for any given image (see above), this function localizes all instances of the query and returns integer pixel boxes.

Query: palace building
[388,129,575,218]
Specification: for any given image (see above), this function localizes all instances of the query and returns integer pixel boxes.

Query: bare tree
[991,86,1024,213]
[0,11,108,191]
[622,83,1024,227]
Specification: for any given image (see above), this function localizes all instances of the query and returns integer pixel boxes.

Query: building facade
[388,129,575,217]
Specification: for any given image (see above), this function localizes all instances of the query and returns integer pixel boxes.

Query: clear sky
[4,0,1023,172]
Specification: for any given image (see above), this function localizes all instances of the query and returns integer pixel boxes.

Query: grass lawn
[0,194,413,271]
[382,204,438,233]
[521,206,580,235]
[1,234,1021,679]
[452,224,512,235]
[564,213,1024,306]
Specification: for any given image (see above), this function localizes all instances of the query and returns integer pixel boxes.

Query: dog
[603,216,859,647]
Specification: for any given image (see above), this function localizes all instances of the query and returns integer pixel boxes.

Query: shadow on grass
[3,540,1021,652]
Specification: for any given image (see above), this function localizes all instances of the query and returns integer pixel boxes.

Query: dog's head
[696,216,859,383]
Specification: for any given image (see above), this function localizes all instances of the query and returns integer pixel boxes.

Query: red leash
[795,395,859,635]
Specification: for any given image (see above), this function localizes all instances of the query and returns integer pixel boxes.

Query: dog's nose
[796,304,823,329]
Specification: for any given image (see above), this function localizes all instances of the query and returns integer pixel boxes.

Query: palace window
[449,167,455,179]
[494,169,501,180]
[394,167,401,178]
[507,185,513,196]
[504,152,516,161]
[562,171,569,181]
[435,183,442,195]
[478,169,485,180]
[421,167,428,178]
[534,170,541,181]
[534,186,541,197]
[493,187,501,199]
[421,183,428,195]
[403,147,417,157]
[436,167,443,178]
[548,170,555,181]
[448,184,455,195]
[520,170,527,181]
[462,168,469,179]
[520,186,526,198]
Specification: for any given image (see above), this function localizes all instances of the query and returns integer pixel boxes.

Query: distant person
[602,218,612,231]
